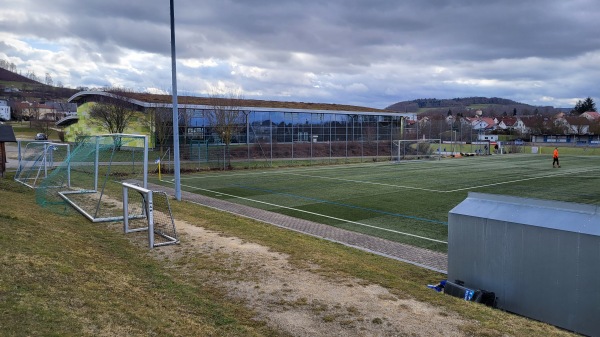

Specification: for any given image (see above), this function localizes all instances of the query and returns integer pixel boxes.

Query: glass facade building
[69,91,409,169]
[175,107,405,168]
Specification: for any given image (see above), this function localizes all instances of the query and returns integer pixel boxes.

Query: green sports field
[153,153,600,253]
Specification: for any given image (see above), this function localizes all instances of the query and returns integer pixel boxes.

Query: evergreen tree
[572,97,596,114]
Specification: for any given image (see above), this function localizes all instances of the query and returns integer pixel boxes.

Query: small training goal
[122,182,179,248]
[392,139,442,162]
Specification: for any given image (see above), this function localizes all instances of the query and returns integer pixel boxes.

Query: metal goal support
[122,182,179,248]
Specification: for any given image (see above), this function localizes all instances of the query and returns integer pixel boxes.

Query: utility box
[448,192,600,337]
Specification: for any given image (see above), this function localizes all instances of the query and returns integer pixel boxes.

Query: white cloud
[181,59,218,68]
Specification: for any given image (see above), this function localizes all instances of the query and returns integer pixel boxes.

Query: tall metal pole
[170,0,181,200]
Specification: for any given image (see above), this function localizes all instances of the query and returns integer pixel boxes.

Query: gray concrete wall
[448,193,600,337]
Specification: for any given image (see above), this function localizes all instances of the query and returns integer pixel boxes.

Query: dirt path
[150,219,474,336]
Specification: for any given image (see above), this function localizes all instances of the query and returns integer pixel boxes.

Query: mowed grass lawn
[0,170,579,336]
[153,153,600,253]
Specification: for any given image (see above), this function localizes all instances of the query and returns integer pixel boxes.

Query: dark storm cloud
[2,0,600,107]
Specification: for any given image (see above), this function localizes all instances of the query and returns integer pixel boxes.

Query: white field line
[165,163,599,194]
[284,172,442,192]
[277,166,600,193]
[176,159,435,181]
[445,166,600,192]
[175,182,447,244]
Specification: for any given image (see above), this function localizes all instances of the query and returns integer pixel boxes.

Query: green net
[35,134,148,221]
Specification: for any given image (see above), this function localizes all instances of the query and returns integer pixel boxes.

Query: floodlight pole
[170,0,181,200]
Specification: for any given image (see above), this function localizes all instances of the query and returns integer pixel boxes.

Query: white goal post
[392,139,442,162]
[122,182,179,248]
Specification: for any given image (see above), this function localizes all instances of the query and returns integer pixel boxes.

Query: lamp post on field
[170,0,181,200]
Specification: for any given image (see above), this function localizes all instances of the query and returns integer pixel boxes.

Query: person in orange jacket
[553,147,560,168]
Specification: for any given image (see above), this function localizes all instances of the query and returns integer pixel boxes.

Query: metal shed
[448,192,600,337]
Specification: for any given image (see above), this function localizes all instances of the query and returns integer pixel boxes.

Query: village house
[463,116,496,131]
[10,101,76,121]
[497,117,528,134]
[0,100,10,121]
[562,116,590,134]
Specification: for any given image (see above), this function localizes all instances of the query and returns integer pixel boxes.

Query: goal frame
[55,133,148,222]
[392,138,442,162]
[15,141,71,189]
[122,182,178,248]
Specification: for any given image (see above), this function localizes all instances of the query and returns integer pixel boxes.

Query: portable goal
[36,134,148,222]
[14,141,71,188]
[392,139,442,162]
[122,182,179,248]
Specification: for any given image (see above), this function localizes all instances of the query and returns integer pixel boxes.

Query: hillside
[0,67,41,84]
[0,68,77,101]
[386,97,558,116]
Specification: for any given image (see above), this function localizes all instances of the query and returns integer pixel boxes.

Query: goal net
[35,134,148,222]
[122,182,179,248]
[14,141,70,189]
[392,139,442,162]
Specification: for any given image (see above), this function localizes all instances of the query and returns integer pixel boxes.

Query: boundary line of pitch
[171,181,448,245]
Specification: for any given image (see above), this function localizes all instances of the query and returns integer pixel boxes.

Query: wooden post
[0,142,6,177]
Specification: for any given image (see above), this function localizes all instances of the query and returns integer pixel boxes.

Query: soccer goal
[122,182,179,248]
[36,134,148,222]
[392,139,442,162]
[14,141,71,189]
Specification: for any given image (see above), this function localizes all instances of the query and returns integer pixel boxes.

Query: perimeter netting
[392,139,442,162]
[35,134,148,221]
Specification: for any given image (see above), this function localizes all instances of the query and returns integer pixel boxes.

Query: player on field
[553,147,560,168]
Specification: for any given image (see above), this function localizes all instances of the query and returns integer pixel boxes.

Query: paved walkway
[149,183,448,274]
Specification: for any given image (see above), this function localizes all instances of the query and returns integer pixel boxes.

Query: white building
[478,134,498,142]
[0,100,11,121]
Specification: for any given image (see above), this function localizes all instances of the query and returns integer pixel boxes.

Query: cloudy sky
[1,0,599,109]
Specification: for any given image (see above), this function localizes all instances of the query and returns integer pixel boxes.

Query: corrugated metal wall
[448,193,600,337]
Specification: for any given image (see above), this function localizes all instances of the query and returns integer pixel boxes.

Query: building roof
[0,125,17,142]
[582,111,600,120]
[499,117,517,126]
[450,192,600,236]
[480,117,496,126]
[68,91,397,115]
[564,116,590,125]
[55,115,79,127]
[519,115,546,127]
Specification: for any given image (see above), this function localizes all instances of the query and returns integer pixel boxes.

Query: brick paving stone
[150,183,448,274]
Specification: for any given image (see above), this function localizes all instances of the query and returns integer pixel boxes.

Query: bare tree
[45,72,53,86]
[31,119,52,137]
[143,107,173,153]
[565,117,590,135]
[589,119,600,135]
[206,89,247,169]
[88,95,139,151]
[25,70,38,82]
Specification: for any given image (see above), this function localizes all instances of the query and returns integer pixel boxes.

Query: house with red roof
[581,111,600,121]
[464,117,496,131]
[497,117,518,131]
